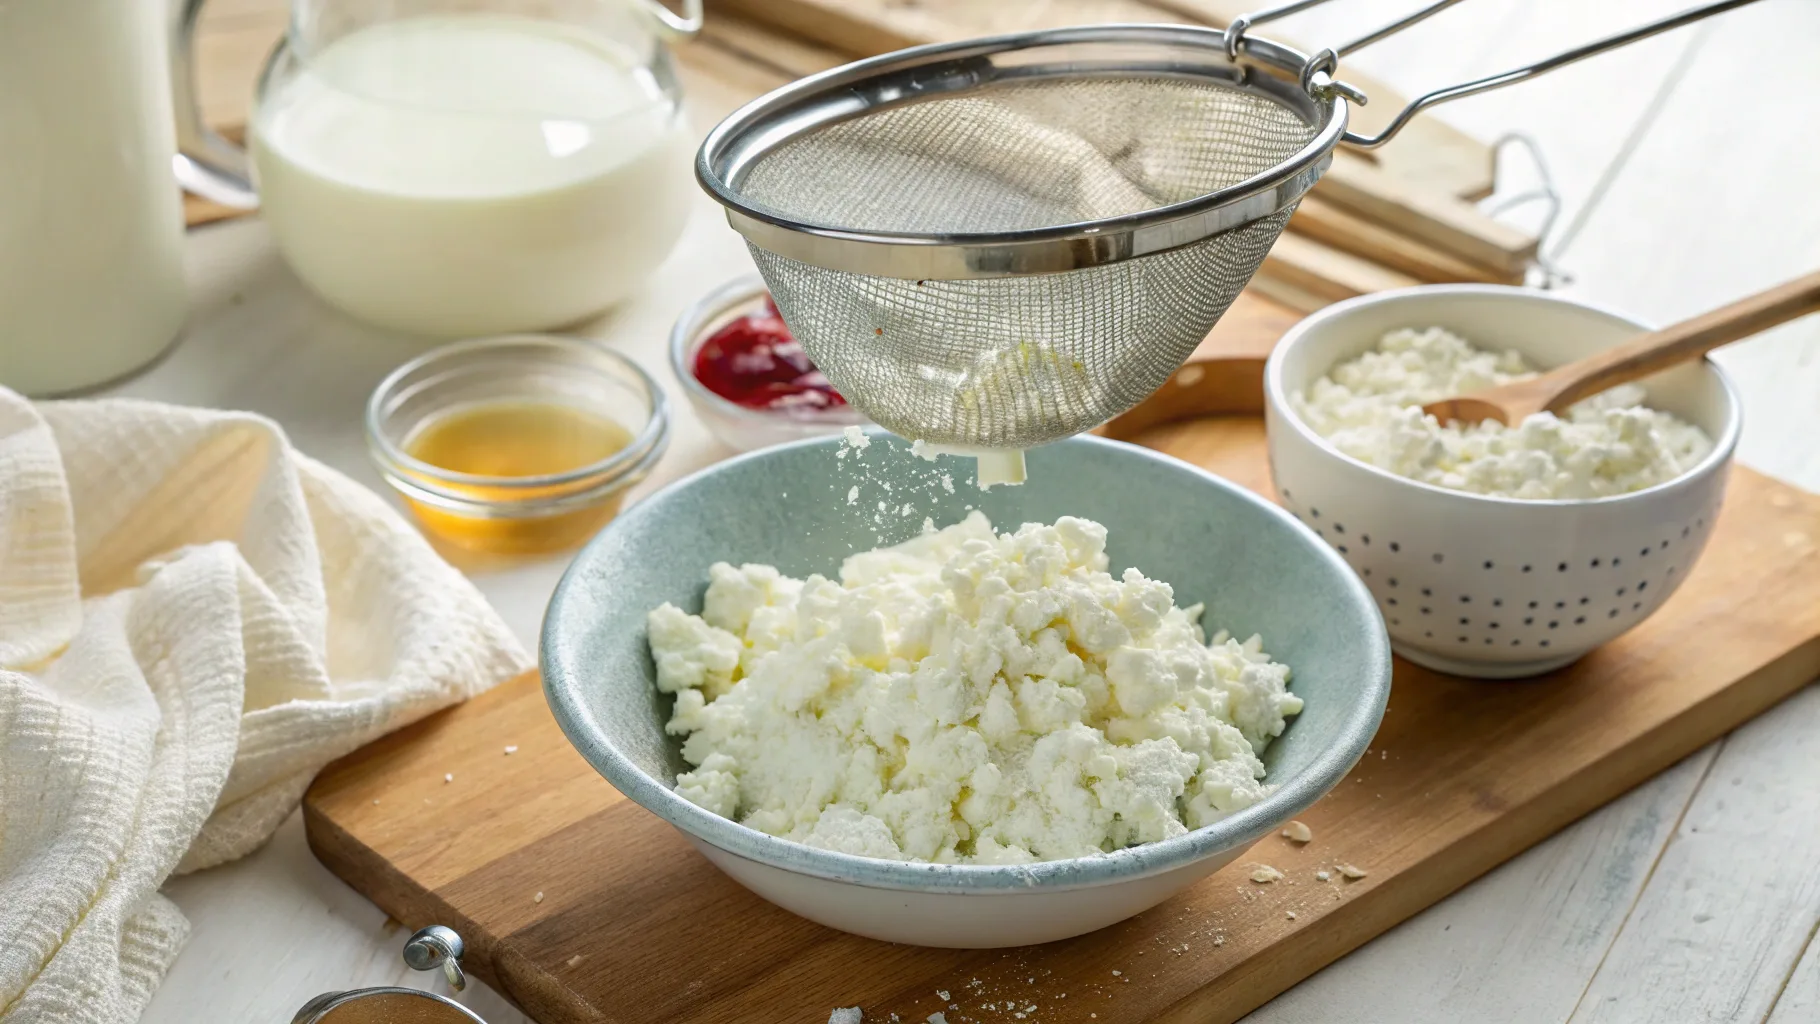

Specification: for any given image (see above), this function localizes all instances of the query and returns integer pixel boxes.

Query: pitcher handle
[639,0,704,43]
[170,0,259,209]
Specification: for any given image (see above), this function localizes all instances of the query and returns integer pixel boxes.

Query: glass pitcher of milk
[173,0,702,337]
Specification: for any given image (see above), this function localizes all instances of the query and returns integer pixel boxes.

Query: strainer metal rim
[696,23,1347,279]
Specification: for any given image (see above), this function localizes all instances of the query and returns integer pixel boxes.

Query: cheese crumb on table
[1249,864,1284,883]
[504,745,518,755]
[1280,820,1312,843]
[1336,862,1368,880]
[533,891,544,903]
[648,513,1302,863]
[1291,326,1712,499]
[829,1008,862,1024]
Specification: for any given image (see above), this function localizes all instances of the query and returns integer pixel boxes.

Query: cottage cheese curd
[646,513,1302,864]
[1292,327,1713,500]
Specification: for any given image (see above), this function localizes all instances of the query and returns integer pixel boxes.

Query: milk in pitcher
[250,15,693,337]
[0,0,188,395]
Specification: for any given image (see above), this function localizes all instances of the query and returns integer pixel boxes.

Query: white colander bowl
[1264,285,1741,679]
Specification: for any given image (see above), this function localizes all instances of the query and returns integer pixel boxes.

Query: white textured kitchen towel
[0,386,530,1023]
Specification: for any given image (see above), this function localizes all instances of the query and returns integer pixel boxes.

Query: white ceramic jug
[0,0,190,396]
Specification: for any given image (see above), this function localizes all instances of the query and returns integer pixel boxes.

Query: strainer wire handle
[1228,0,1765,147]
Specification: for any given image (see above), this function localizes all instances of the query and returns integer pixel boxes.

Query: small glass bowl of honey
[366,335,668,556]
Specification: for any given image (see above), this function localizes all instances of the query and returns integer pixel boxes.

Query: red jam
[692,296,847,412]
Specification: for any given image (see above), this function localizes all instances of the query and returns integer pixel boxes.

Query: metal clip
[404,925,469,992]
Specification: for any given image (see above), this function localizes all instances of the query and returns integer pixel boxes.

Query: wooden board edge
[301,797,493,968]
[1151,632,1820,1023]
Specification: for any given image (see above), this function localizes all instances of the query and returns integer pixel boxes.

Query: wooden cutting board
[302,293,1820,1024]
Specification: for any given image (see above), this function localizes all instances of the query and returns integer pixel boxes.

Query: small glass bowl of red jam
[669,274,865,452]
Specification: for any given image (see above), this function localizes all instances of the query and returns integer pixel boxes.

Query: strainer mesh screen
[733,75,1319,447]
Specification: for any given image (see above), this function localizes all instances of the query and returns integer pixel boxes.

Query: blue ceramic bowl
[542,432,1390,947]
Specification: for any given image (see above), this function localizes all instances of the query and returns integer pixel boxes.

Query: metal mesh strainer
[697,1,1758,449]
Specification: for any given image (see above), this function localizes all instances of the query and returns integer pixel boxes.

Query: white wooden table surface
[130,2,1818,1022]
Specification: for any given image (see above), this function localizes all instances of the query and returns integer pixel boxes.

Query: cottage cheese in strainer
[646,513,1301,864]
[1291,326,1713,500]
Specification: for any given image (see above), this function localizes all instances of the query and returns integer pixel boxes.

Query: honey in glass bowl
[368,336,668,556]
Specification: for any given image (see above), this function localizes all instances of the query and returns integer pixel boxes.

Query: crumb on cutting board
[1280,820,1313,843]
[1249,864,1285,883]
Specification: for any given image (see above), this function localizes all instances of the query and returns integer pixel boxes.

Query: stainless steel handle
[1229,0,1765,148]
[170,0,258,209]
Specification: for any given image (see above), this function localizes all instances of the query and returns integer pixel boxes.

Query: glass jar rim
[264,15,684,128]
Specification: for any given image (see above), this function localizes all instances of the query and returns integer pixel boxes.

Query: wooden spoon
[1422,269,1820,426]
